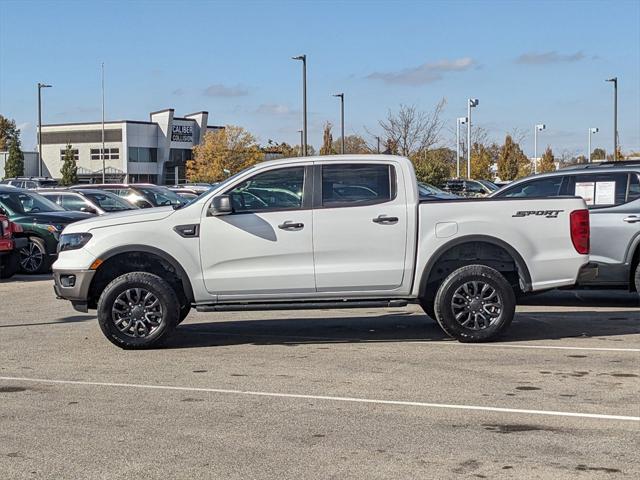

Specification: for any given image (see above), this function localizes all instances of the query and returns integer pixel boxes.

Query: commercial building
[39,109,222,184]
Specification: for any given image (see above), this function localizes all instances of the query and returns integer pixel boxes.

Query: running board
[195,299,408,312]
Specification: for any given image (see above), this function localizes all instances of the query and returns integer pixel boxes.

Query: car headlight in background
[57,233,92,252]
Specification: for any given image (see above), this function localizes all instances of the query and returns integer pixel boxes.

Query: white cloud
[367,57,477,86]
[515,51,585,65]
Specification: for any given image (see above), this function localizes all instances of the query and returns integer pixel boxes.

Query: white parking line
[1,376,638,422]
[187,330,640,353]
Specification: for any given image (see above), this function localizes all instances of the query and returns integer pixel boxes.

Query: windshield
[0,190,65,214]
[136,186,186,207]
[83,191,137,212]
[478,180,499,191]
[418,182,446,195]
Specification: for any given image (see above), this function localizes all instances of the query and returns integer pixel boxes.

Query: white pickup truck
[53,155,594,348]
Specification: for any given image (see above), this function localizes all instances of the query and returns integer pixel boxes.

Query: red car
[0,213,27,279]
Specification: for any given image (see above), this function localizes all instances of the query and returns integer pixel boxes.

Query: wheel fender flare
[98,245,195,303]
[418,234,533,297]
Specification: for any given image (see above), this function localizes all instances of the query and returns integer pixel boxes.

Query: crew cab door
[312,162,408,292]
[199,165,316,299]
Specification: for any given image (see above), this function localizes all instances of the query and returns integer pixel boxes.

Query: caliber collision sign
[171,124,193,142]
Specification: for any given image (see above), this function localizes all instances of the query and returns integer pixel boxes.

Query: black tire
[434,265,516,343]
[177,304,191,325]
[19,237,50,274]
[97,272,180,349]
[418,298,436,322]
[634,262,640,294]
[0,251,20,279]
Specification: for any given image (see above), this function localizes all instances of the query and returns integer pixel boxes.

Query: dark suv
[0,186,92,273]
[491,161,640,292]
[73,183,187,208]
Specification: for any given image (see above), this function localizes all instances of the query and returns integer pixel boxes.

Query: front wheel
[433,265,515,342]
[19,237,50,274]
[634,263,640,295]
[97,272,180,349]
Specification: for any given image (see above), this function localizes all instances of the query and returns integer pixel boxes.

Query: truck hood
[62,206,175,233]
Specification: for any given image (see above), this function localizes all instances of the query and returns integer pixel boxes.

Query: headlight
[57,233,92,252]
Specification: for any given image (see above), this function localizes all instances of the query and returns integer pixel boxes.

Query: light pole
[533,124,546,174]
[292,54,307,155]
[333,93,345,154]
[605,77,618,160]
[37,82,52,177]
[456,117,467,178]
[298,129,303,156]
[375,136,380,153]
[101,62,106,183]
[467,98,479,179]
[588,127,599,162]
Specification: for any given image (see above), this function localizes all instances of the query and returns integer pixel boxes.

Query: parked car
[1,177,59,189]
[0,186,92,273]
[441,179,495,197]
[491,160,640,292]
[72,184,187,208]
[53,155,592,349]
[417,182,459,200]
[0,212,27,279]
[167,187,200,201]
[169,183,214,195]
[39,189,138,215]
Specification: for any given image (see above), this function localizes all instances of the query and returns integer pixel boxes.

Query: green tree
[411,148,454,186]
[332,134,370,154]
[538,146,556,173]
[4,137,24,178]
[60,143,78,185]
[187,126,263,183]
[497,135,530,181]
[590,148,606,161]
[0,114,20,151]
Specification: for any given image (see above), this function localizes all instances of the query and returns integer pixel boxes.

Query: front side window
[60,194,90,211]
[321,164,393,207]
[226,167,304,213]
[500,176,564,198]
[0,191,64,214]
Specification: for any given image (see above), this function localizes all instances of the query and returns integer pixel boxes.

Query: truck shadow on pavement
[166,309,639,349]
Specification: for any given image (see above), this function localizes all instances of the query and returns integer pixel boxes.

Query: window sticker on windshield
[575,182,595,205]
[595,181,616,205]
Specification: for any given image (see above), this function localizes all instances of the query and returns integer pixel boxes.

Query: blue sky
[1,0,639,157]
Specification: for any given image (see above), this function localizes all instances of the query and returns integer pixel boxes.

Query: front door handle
[278,221,304,230]
[372,215,399,224]
[623,216,640,223]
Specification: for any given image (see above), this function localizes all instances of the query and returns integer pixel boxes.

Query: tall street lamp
[298,129,303,156]
[333,93,345,154]
[101,62,106,183]
[534,123,546,174]
[375,136,380,154]
[37,82,52,177]
[588,127,599,162]
[467,98,479,179]
[605,77,618,160]
[456,117,467,178]
[292,54,307,156]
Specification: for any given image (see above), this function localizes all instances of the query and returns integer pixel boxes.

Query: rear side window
[565,173,628,207]
[321,164,394,207]
[500,176,564,197]
[60,194,89,211]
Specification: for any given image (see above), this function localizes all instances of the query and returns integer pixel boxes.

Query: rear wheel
[19,237,49,274]
[634,263,639,294]
[97,272,179,349]
[434,265,515,342]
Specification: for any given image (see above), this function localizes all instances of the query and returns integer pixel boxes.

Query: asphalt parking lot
[1,275,638,479]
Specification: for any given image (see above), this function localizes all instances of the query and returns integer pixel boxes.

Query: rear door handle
[278,221,304,230]
[372,215,399,224]
[623,216,640,223]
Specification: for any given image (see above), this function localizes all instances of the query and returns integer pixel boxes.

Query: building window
[128,147,157,163]
[59,149,79,161]
[90,148,119,160]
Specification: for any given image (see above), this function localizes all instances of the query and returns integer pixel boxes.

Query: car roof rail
[560,160,640,170]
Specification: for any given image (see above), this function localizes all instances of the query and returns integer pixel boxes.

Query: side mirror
[208,195,233,216]
[81,206,97,214]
